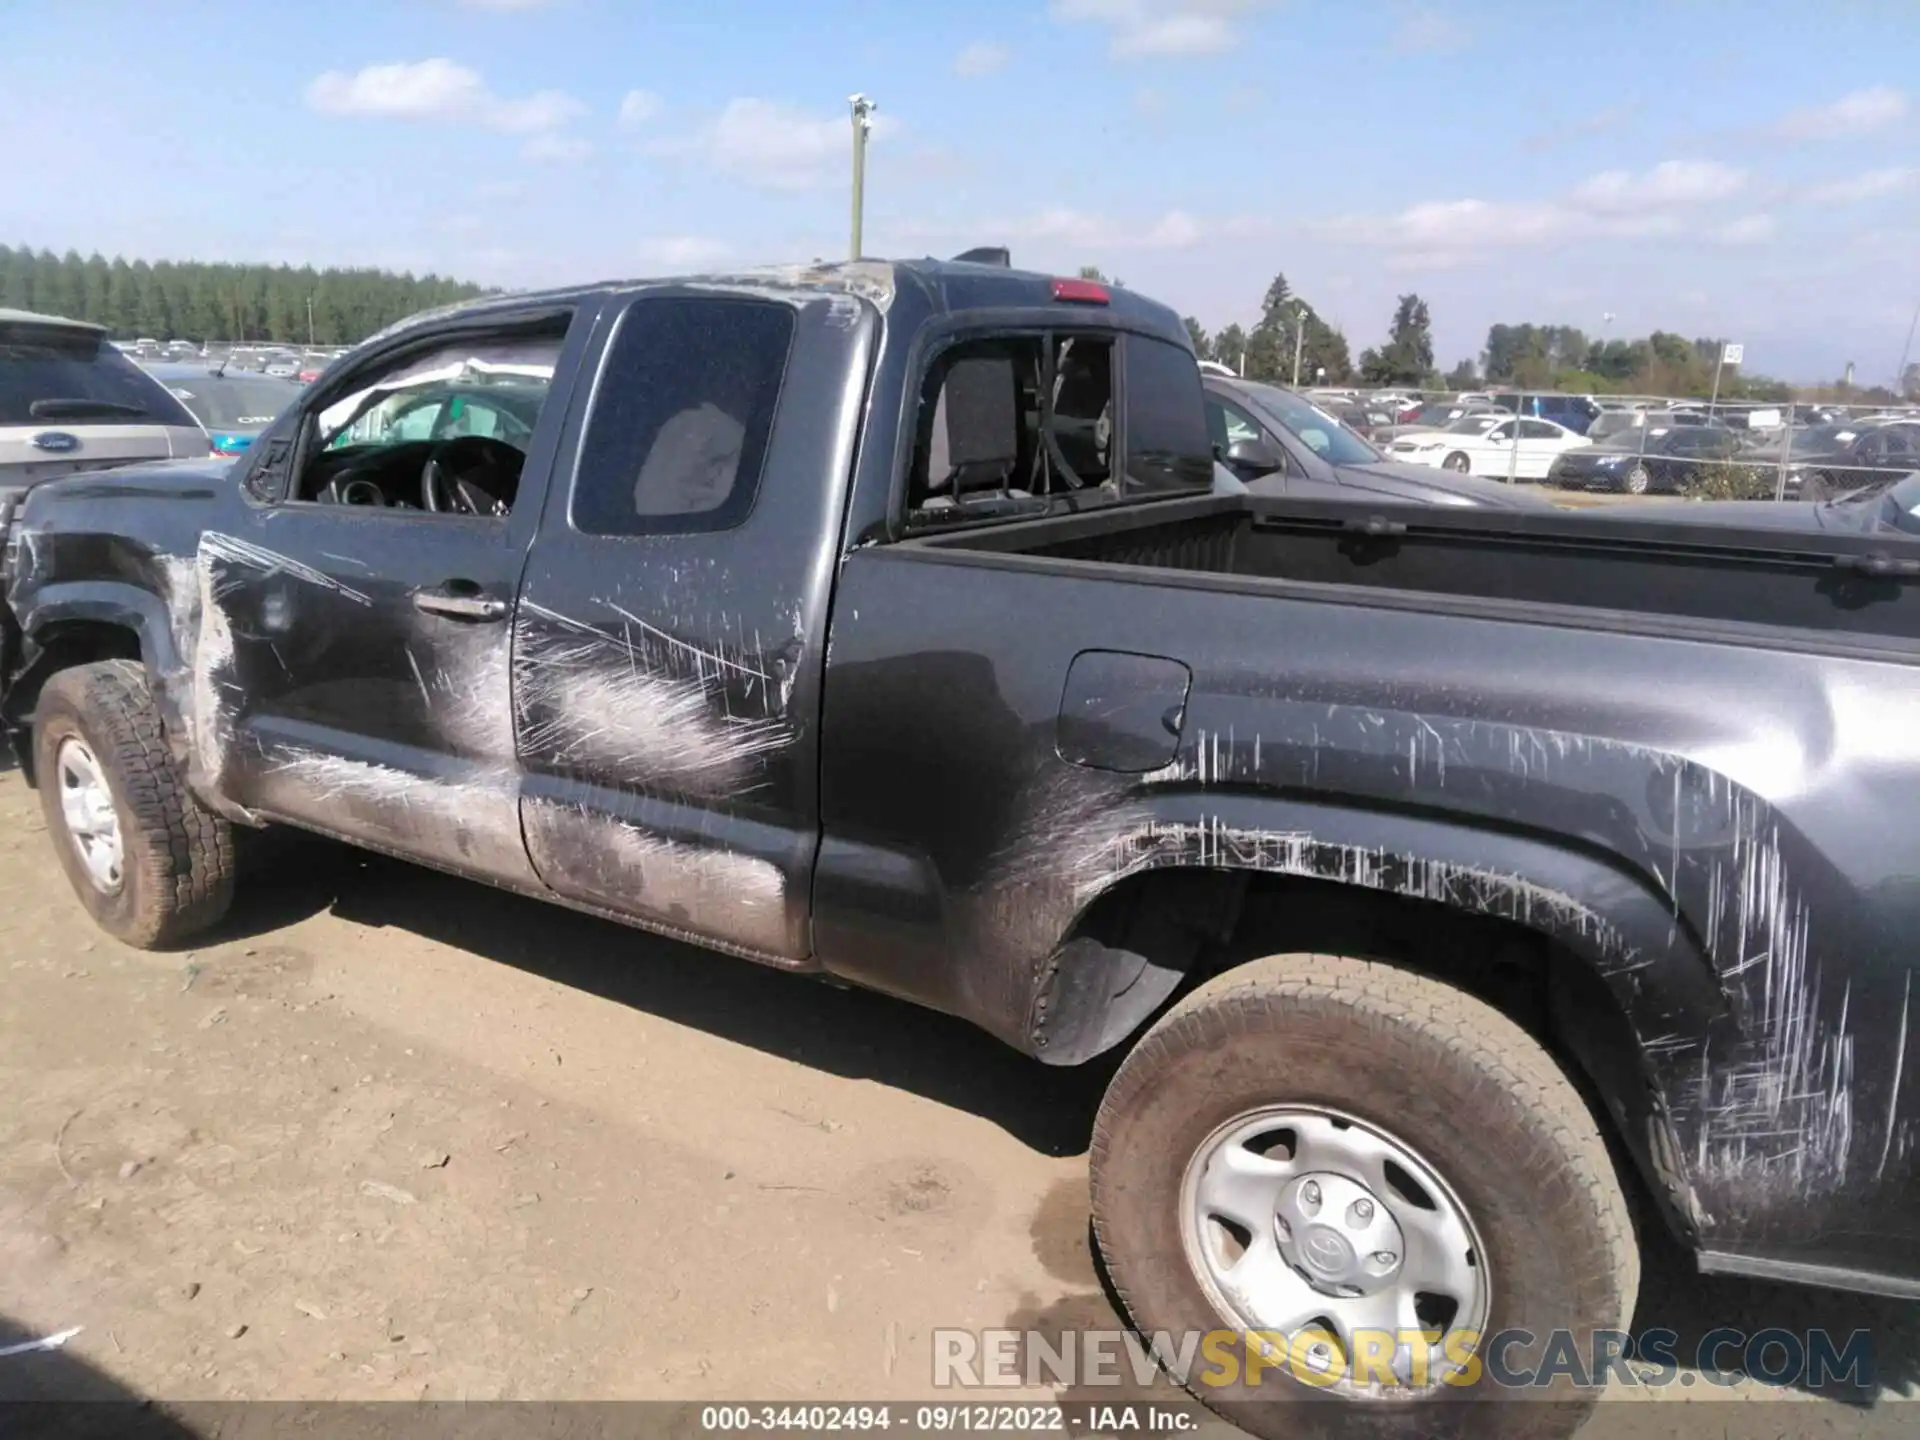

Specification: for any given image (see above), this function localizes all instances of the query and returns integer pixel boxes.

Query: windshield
[1786,424,1856,451]
[162,376,295,432]
[1878,473,1920,535]
[1446,416,1499,434]
[319,343,560,447]
[1238,382,1381,463]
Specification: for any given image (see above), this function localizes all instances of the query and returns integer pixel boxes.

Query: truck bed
[918,494,1920,652]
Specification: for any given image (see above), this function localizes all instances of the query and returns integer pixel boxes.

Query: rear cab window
[1124,336,1213,493]
[0,319,199,429]
[570,296,795,536]
[905,324,1210,526]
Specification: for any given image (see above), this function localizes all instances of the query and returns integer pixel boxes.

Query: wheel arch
[3,583,179,778]
[1028,793,1717,1249]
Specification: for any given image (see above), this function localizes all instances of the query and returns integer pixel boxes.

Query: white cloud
[1711,214,1776,245]
[1568,159,1747,212]
[636,236,732,268]
[618,89,662,128]
[954,42,1010,77]
[1133,86,1167,116]
[893,206,1246,253]
[1392,7,1466,55]
[305,58,584,135]
[1345,197,1567,251]
[1142,211,1203,247]
[1322,159,1758,263]
[1776,86,1907,140]
[492,91,588,133]
[651,98,892,192]
[521,133,592,163]
[1049,0,1267,59]
[1808,166,1918,205]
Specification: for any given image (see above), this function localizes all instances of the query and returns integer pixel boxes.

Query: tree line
[0,245,489,347]
[1177,270,1894,402]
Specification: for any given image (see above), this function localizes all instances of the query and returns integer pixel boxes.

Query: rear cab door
[511,283,876,964]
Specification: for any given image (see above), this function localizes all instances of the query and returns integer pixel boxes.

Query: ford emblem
[31,431,80,453]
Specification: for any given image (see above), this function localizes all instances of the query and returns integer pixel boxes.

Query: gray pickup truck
[3,258,1916,1437]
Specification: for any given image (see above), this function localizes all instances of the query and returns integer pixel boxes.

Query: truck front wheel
[33,660,235,949]
[1090,953,1637,1439]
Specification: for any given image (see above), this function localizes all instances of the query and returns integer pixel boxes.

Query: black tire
[1620,464,1651,496]
[1091,954,1637,1440]
[1442,452,1470,473]
[33,660,235,948]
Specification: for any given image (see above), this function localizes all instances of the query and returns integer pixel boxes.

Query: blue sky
[2,0,1916,381]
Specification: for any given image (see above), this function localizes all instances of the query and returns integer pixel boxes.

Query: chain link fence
[1332,387,1920,502]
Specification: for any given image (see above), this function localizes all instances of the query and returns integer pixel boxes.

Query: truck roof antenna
[952,247,1011,267]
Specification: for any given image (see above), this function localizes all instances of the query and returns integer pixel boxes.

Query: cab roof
[365,257,1192,352]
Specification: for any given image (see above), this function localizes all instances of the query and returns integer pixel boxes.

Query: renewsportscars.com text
[932,1326,1874,1392]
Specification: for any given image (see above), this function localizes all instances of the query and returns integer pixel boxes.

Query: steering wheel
[421,436,522,516]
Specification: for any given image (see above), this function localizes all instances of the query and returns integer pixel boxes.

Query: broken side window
[906,332,1117,526]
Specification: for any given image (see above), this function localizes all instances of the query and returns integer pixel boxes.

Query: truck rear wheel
[33,660,235,949]
[1090,953,1637,1440]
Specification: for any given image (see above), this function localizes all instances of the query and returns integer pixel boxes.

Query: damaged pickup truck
[3,258,1916,1437]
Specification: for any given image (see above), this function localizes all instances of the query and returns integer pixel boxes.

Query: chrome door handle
[413,587,508,622]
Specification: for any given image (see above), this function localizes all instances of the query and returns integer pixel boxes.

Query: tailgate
[0,422,206,489]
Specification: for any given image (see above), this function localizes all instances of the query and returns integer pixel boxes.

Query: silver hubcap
[1179,1106,1490,1395]
[56,737,125,893]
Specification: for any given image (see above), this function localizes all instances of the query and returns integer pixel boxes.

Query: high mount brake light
[1050,278,1110,305]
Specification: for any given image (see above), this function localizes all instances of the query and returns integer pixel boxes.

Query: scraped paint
[259,745,529,879]
[515,600,790,798]
[522,794,789,957]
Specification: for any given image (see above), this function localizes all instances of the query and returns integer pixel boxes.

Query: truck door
[512,287,874,965]
[202,302,595,889]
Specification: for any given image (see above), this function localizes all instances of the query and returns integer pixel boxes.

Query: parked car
[6,259,1916,1439]
[1206,376,1548,508]
[2,308,210,521]
[143,363,302,458]
[1586,408,1656,445]
[1333,401,1400,440]
[1385,414,1591,479]
[1487,391,1602,435]
[1741,420,1920,501]
[1388,399,1498,438]
[1609,467,1920,537]
[1546,424,1764,495]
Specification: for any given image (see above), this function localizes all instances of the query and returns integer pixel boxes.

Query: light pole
[307,294,315,348]
[1290,303,1307,388]
[848,94,877,261]
[1897,296,1919,396]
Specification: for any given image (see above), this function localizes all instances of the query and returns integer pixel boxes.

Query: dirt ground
[0,759,1912,1437]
